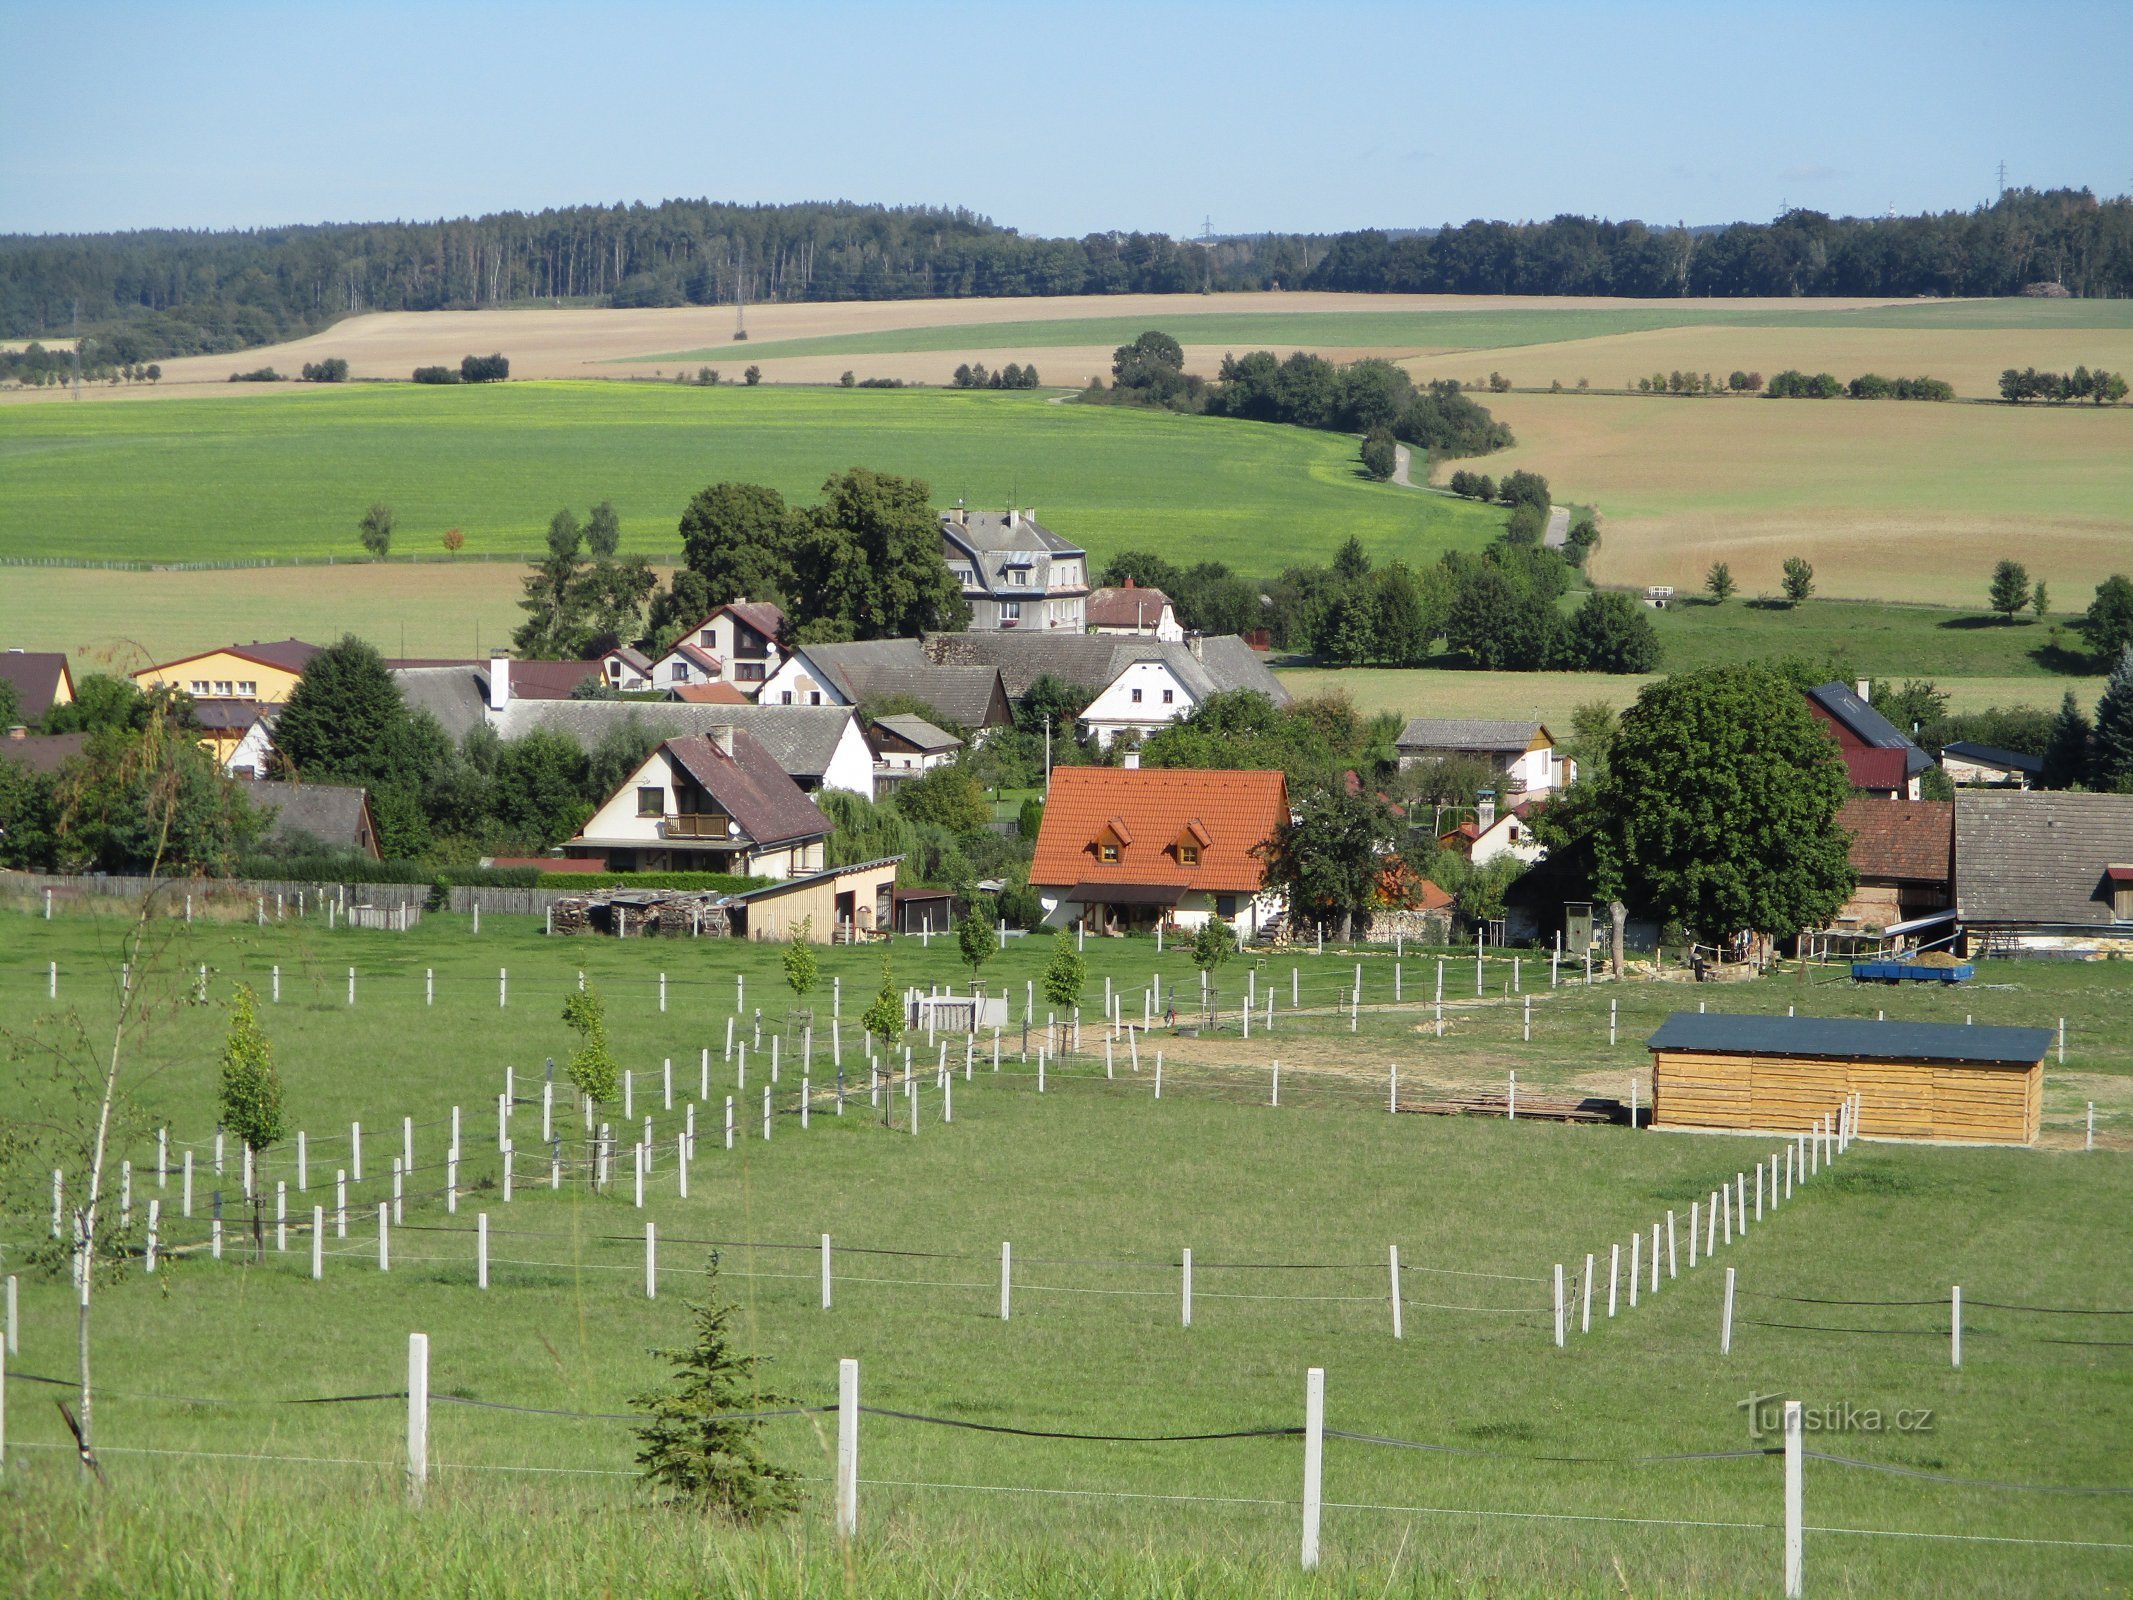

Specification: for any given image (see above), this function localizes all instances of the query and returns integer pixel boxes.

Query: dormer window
[1100,841,1120,863]
[1176,817,1213,867]
[1179,843,1200,866]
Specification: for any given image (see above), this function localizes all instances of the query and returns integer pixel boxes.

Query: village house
[1395,719,1573,797]
[566,729,833,878]
[240,778,382,859]
[1028,760,1289,937]
[1436,793,1545,867]
[1954,790,2133,954]
[868,713,962,781]
[1940,741,2042,789]
[758,639,1013,733]
[1800,796,1956,956]
[940,506,1090,631]
[1084,580,1183,642]
[623,601,787,696]
[0,649,75,725]
[1805,681,1931,799]
[132,638,321,768]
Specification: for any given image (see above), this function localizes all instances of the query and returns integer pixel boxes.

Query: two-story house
[940,506,1089,631]
[1395,719,1574,798]
[1806,681,1932,800]
[565,728,833,878]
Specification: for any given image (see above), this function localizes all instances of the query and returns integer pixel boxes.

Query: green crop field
[640,297,2133,366]
[1642,597,2104,679]
[1,899,2126,1596]
[0,382,1499,571]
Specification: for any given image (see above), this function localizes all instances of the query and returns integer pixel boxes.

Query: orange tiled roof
[1838,796,1953,883]
[1031,766,1288,893]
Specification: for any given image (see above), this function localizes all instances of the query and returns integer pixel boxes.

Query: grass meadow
[0,898,2126,1596]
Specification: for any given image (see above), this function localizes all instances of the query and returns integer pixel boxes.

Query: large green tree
[2041,689,2093,789]
[801,468,970,640]
[1560,590,1662,673]
[1445,567,1560,670]
[271,636,406,784]
[1584,666,1853,945]
[2091,646,2133,792]
[2084,575,2133,660]
[677,482,802,607]
[1258,788,1397,941]
[1988,559,2032,622]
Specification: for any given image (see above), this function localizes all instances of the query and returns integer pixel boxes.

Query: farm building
[1645,1012,2049,1145]
[1805,681,1931,799]
[1955,790,2133,953]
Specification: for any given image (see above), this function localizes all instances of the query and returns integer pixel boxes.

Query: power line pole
[1996,159,2008,196]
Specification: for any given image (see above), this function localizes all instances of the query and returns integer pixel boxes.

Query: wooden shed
[1645,1013,2048,1145]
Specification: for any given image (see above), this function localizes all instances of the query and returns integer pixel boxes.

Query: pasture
[0,898,2127,1596]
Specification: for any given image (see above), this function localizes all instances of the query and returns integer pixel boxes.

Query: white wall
[821,716,879,801]
[758,651,850,709]
[1078,660,1194,750]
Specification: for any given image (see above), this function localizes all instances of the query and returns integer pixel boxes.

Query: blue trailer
[1850,959,1974,985]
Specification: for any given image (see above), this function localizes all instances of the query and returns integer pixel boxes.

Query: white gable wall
[1078,660,1195,750]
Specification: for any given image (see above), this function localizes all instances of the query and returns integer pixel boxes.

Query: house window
[1217,895,1238,917]
[1001,601,1022,622]
[636,786,664,817]
[1009,568,1028,586]
[1179,843,1200,866]
[671,662,688,682]
[213,680,233,697]
[738,663,765,681]
[1130,687,1143,704]
[700,629,715,647]
[809,691,822,705]
[781,691,794,705]
[237,680,257,696]
[189,680,209,695]
[1099,842,1119,863]
[1161,688,1174,704]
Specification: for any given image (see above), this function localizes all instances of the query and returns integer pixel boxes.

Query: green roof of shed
[1645,1012,2050,1067]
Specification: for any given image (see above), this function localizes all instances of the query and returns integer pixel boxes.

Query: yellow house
[132,639,320,765]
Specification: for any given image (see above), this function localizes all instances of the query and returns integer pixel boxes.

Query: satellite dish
[728,820,741,838]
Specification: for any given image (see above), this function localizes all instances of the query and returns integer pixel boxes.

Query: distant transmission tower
[1199,214,1215,293]
[1996,159,2008,196]
[733,244,749,341]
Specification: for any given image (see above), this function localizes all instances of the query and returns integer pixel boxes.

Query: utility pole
[1996,159,2008,196]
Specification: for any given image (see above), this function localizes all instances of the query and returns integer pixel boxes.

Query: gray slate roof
[791,641,1012,727]
[941,510,1084,556]
[1397,718,1547,752]
[395,667,491,741]
[241,779,374,855]
[1646,1011,2051,1066]
[922,632,1287,706]
[495,701,858,782]
[1955,790,2133,928]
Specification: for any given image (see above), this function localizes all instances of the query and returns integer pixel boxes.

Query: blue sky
[2,1,2127,237]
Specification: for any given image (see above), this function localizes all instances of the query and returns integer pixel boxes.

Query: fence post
[1666,1211,1678,1279]
[3,1275,13,1355]
[1182,1247,1193,1328]
[1582,1251,1593,1333]
[999,1241,1011,1321]
[1783,1399,1803,1598]
[378,1204,390,1272]
[1553,1263,1565,1348]
[1721,1266,1736,1355]
[407,1332,429,1506]
[1951,1285,1962,1368]
[351,1121,363,1183]
[1389,1245,1403,1340]
[1607,1243,1619,1317]
[836,1356,860,1540]
[646,1222,657,1299]
[1300,1366,1325,1573]
[311,1206,322,1280]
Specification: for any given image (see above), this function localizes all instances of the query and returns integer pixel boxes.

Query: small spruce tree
[2090,646,2133,792]
[2041,689,2092,790]
[631,1254,801,1521]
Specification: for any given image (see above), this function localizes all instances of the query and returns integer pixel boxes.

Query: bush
[1359,427,1397,481]
[856,376,905,389]
[1497,469,1551,511]
[1503,503,1548,546]
[411,365,461,384]
[227,367,284,382]
[1559,590,1662,673]
[743,365,762,385]
[300,358,349,382]
[1447,470,1496,501]
[1766,370,1841,399]
[441,527,465,552]
[460,352,509,383]
[234,855,543,887]
[1017,797,1044,840]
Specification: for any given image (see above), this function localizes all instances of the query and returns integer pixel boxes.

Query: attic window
[2111,865,2133,921]
[1178,842,1201,866]
[1100,841,1120,863]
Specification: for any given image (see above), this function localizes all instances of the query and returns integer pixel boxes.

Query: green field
[642,298,2133,365]
[1644,596,2103,679]
[0,382,1500,570]
[1,901,2127,1596]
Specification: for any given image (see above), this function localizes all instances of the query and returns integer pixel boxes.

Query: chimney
[6,724,27,741]
[1188,633,1205,661]
[1123,749,1140,770]
[711,725,735,758]
[947,502,965,528]
[487,651,511,713]
[1476,789,1497,832]
[1856,679,1872,703]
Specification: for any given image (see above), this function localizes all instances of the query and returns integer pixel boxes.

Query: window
[738,663,765,681]
[189,680,208,695]
[1130,687,1143,704]
[1100,842,1119,863]
[781,691,794,705]
[671,662,688,682]
[1179,843,1200,866]
[1161,688,1174,704]
[1001,601,1022,622]
[700,629,715,647]
[238,681,257,697]
[1217,895,1238,917]
[1009,568,1029,586]
[809,691,822,705]
[212,680,233,697]
[636,786,664,817]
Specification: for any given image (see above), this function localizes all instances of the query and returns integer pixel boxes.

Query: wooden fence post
[1783,1400,1803,1597]
[1721,1266,1736,1355]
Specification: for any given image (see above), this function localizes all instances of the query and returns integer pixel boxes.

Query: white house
[940,507,1090,631]
[869,713,962,776]
[1396,719,1573,797]
[1077,657,1196,750]
[223,715,277,780]
[597,645,656,692]
[565,729,833,878]
[644,601,787,697]
[1440,796,1545,867]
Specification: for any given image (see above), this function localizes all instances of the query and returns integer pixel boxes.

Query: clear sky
[2,1,2127,238]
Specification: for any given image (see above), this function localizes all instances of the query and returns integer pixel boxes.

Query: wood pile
[1399,1092,1628,1125]
[547,891,731,938]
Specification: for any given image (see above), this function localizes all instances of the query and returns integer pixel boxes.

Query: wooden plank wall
[1652,1050,2039,1144]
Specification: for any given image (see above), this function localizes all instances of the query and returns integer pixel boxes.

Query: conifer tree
[218,983,285,1259]
[2090,646,2133,792]
[2041,689,2092,790]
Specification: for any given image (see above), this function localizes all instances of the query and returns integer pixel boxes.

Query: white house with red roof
[565,726,832,878]
[641,601,787,698]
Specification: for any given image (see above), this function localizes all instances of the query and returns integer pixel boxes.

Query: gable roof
[1397,718,1549,752]
[495,660,602,701]
[1646,1011,2050,1067]
[670,683,749,704]
[394,666,491,740]
[661,733,831,848]
[1942,741,2044,776]
[871,713,960,752]
[668,641,722,676]
[1085,584,1175,630]
[793,642,1012,728]
[1030,766,1288,894]
[240,778,377,858]
[140,639,321,678]
[497,701,859,783]
[1806,683,1932,780]
[922,632,1286,705]
[1955,790,2133,928]
[0,650,72,723]
[605,645,654,675]
[0,730,86,775]
[724,599,788,639]
[1839,796,1953,884]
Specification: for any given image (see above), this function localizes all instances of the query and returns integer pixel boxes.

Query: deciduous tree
[218,983,285,1259]
[357,502,394,558]
[1705,562,1735,603]
[1780,557,1815,606]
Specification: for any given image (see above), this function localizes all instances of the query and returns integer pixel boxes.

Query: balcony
[661,813,741,841]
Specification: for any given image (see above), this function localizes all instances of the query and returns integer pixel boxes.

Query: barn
[1645,1012,2048,1145]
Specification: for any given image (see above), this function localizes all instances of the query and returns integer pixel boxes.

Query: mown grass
[0,903,2127,1596]
[0,382,1502,571]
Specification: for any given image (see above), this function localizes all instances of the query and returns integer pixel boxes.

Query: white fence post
[1581,1251,1593,1333]
[999,1241,1011,1321]
[1389,1245,1403,1340]
[1300,1366,1325,1572]
[1951,1285,1962,1368]
[406,1332,429,1505]
[310,1207,322,1280]
[378,1204,390,1272]
[1783,1399,1804,1598]
[1182,1247,1194,1328]
[836,1357,860,1540]
[1721,1266,1736,1355]
[821,1234,833,1310]
[478,1213,489,1290]
[645,1222,657,1299]
[1607,1243,1619,1317]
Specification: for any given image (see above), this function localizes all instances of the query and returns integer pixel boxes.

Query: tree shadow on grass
[2031,640,2106,676]
[1937,614,2028,631]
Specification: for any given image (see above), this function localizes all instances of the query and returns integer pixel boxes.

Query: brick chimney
[487,651,511,713]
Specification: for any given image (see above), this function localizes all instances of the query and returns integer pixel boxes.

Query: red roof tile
[1839,797,1953,883]
[670,683,749,704]
[1031,767,1288,893]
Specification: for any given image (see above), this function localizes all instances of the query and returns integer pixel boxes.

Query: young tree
[1041,929,1086,1014]
[781,920,818,1009]
[1705,561,1736,603]
[1585,666,1853,946]
[357,502,394,559]
[743,365,762,385]
[218,983,286,1259]
[1780,557,1815,606]
[1560,591,1662,673]
[1988,559,2032,622]
[585,499,622,558]
[631,1255,801,1521]
[2041,689,2093,789]
[1358,427,1397,481]
[955,903,996,991]
[562,987,620,1109]
[861,955,903,1057]
[2091,646,2133,792]
[1187,916,1236,1019]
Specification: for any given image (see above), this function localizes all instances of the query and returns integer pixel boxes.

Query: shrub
[743,365,762,385]
[411,365,461,384]
[1359,427,1397,481]
[1497,470,1550,511]
[441,527,465,552]
[300,358,349,382]
[1766,370,1841,399]
[460,352,509,383]
[228,367,284,382]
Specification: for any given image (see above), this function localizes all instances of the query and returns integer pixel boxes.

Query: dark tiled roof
[496,660,602,700]
[1955,790,2133,928]
[240,779,376,856]
[871,713,960,752]
[922,632,1286,705]
[1397,718,1548,752]
[1942,742,2044,775]
[1838,796,1953,884]
[144,639,322,677]
[0,650,72,723]
[189,697,272,733]
[394,667,490,740]
[499,702,857,781]
[0,731,86,775]
[663,733,831,847]
[1646,1011,2050,1066]
[1806,683,1932,778]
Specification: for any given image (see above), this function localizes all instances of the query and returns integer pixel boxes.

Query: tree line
[8,187,2125,369]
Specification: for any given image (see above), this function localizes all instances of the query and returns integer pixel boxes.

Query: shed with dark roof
[1646,1011,2046,1144]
